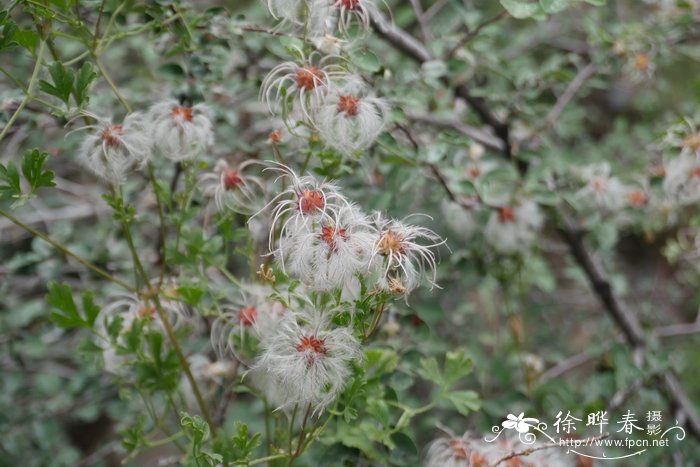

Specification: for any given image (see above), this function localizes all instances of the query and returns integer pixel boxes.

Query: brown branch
[491,434,609,467]
[446,11,509,59]
[405,110,505,151]
[544,62,597,128]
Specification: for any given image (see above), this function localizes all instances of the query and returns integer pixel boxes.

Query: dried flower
[313,77,390,156]
[251,308,361,412]
[484,199,543,253]
[73,112,151,184]
[260,49,350,123]
[148,99,214,161]
[200,159,266,214]
[369,213,444,294]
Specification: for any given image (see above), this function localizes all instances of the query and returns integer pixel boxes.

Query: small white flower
[199,159,266,214]
[252,163,350,253]
[260,48,350,123]
[425,432,489,467]
[325,0,379,34]
[313,78,390,156]
[252,308,361,412]
[663,152,700,205]
[73,112,151,184]
[369,213,444,294]
[440,199,477,239]
[95,289,193,375]
[426,431,576,467]
[180,354,237,409]
[462,158,497,183]
[278,205,375,296]
[264,0,312,24]
[147,99,214,161]
[664,118,700,157]
[210,283,286,361]
[484,199,543,254]
[575,163,627,210]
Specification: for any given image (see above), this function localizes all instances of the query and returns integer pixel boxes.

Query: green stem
[0,40,45,143]
[249,453,289,466]
[0,207,135,292]
[95,57,132,113]
[147,163,168,287]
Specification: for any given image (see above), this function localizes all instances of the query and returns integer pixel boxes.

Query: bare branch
[545,62,597,128]
[446,11,509,59]
[491,434,609,467]
[405,110,505,151]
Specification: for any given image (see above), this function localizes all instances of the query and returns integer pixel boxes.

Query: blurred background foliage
[2,0,700,465]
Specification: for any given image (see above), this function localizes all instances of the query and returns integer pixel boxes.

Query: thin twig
[446,11,509,59]
[0,207,135,292]
[491,434,609,467]
[544,62,597,128]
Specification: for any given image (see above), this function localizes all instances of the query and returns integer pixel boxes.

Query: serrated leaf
[39,62,74,105]
[445,390,481,416]
[418,357,444,387]
[47,282,82,328]
[47,282,99,329]
[0,161,22,200]
[74,62,97,106]
[0,18,18,50]
[21,148,55,193]
[13,29,38,53]
[443,350,473,387]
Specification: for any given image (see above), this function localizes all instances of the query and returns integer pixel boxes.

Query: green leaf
[12,29,38,53]
[539,0,570,13]
[354,50,381,73]
[39,62,74,106]
[47,282,99,329]
[500,0,544,18]
[21,148,56,193]
[443,350,473,387]
[74,62,97,107]
[0,161,22,201]
[0,17,18,50]
[418,357,444,387]
[47,282,82,328]
[445,390,481,416]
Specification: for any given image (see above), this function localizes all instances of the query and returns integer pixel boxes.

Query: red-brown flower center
[295,335,327,354]
[223,169,243,191]
[684,133,700,151]
[101,124,123,147]
[295,67,323,91]
[378,230,405,256]
[337,95,360,116]
[634,53,650,71]
[450,439,469,460]
[591,177,607,192]
[320,225,349,251]
[628,190,647,207]
[137,305,155,320]
[238,306,257,327]
[499,206,516,223]
[692,167,700,178]
[269,129,282,144]
[339,0,360,9]
[172,106,194,122]
[298,190,325,214]
[467,167,481,179]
